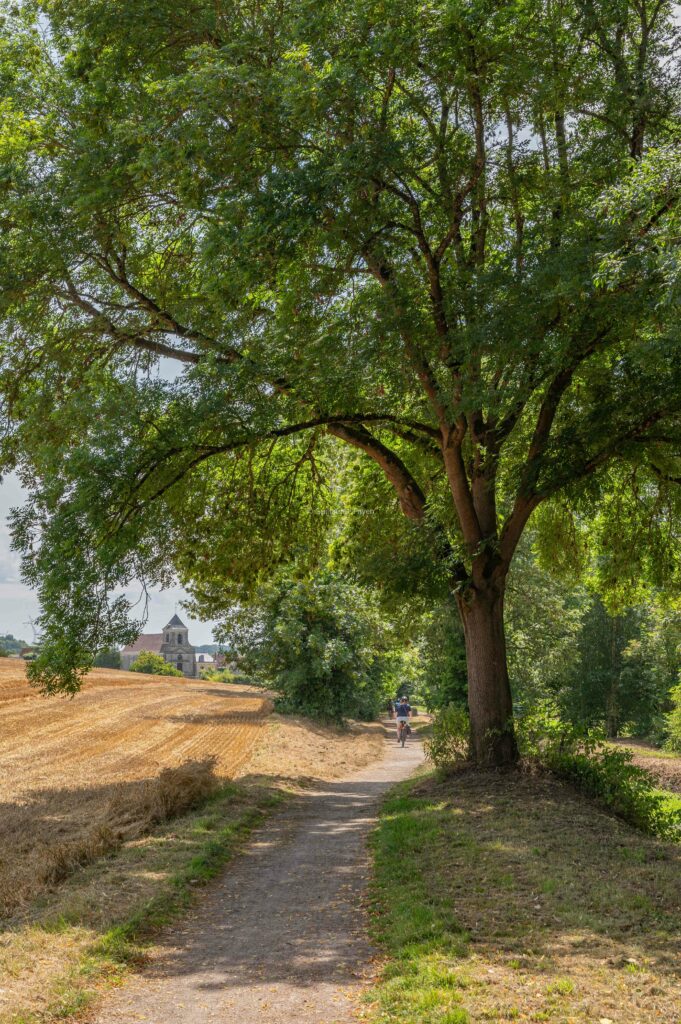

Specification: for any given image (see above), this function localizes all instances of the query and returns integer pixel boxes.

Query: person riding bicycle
[395,695,412,742]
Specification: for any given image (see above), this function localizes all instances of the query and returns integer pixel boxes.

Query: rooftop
[121,633,164,655]
[165,614,187,628]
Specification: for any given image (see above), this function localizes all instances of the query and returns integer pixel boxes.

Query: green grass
[365,769,681,1024]
[365,784,472,1024]
[3,782,285,1024]
[656,787,681,817]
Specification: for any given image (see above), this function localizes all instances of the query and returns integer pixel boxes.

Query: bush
[94,647,121,669]
[130,651,183,677]
[517,705,681,842]
[664,682,681,752]
[424,703,469,770]
[229,572,390,722]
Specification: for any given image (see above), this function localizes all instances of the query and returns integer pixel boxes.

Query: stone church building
[120,614,198,678]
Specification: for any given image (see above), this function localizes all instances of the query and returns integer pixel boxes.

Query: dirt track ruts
[91,724,424,1024]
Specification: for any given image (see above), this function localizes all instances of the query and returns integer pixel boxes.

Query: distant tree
[0,635,26,655]
[415,604,468,712]
[2,1,681,763]
[93,648,121,669]
[230,573,389,721]
[550,597,678,738]
[505,534,583,710]
[129,651,183,677]
[666,684,681,752]
[0,645,10,659]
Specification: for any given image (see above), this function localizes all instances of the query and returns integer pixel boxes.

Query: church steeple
[165,614,186,628]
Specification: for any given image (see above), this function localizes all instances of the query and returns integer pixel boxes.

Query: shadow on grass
[365,769,681,1024]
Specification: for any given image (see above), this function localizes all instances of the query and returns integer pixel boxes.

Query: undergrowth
[425,703,681,842]
[518,707,681,842]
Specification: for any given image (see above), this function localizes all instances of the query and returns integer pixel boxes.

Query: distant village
[0,616,229,678]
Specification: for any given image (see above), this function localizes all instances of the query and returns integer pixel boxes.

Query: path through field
[92,726,424,1024]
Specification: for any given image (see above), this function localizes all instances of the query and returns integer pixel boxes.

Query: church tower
[160,614,197,678]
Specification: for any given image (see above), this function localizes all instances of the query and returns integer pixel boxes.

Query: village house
[120,614,198,678]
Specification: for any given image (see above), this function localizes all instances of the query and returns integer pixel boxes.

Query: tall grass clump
[41,759,220,884]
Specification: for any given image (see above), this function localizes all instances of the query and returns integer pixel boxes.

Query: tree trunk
[457,582,518,766]
[605,615,620,739]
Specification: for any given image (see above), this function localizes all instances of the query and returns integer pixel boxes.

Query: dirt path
[91,724,424,1024]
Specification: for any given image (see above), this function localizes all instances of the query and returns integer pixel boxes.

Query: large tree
[1,0,680,763]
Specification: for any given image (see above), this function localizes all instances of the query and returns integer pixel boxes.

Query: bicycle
[397,719,410,747]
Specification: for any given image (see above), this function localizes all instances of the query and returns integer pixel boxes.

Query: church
[120,614,198,678]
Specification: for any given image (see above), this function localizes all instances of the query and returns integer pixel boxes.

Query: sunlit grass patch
[365,770,681,1024]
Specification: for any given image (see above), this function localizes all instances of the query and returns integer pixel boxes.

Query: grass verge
[1,781,285,1024]
[365,769,681,1024]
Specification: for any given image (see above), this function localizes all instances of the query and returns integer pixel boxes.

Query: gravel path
[92,724,424,1024]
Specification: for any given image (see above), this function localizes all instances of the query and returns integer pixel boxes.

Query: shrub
[94,647,121,669]
[664,682,681,752]
[517,705,681,842]
[229,572,390,722]
[424,703,469,770]
[130,651,183,677]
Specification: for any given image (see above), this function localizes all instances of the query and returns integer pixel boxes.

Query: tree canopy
[1,0,680,762]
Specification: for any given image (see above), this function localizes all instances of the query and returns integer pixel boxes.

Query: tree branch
[326,422,427,522]
[57,283,205,364]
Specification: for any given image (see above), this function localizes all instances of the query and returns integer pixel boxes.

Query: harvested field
[614,738,681,795]
[0,659,271,917]
[0,664,391,1024]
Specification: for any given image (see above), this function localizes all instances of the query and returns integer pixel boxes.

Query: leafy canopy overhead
[1,0,680,691]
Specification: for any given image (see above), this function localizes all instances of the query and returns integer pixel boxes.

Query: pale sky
[0,472,220,646]
[0,351,222,646]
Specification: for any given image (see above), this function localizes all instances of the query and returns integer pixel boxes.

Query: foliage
[0,645,9,658]
[1,0,681,763]
[554,598,660,736]
[542,594,681,739]
[424,704,470,771]
[413,605,468,712]
[665,683,681,752]
[505,528,681,740]
[517,706,681,841]
[505,533,583,708]
[201,667,240,684]
[228,572,391,721]
[129,651,183,677]
[94,648,121,669]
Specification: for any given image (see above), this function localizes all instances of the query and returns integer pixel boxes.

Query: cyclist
[394,695,412,743]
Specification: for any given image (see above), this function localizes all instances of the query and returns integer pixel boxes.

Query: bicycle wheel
[400,726,407,747]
